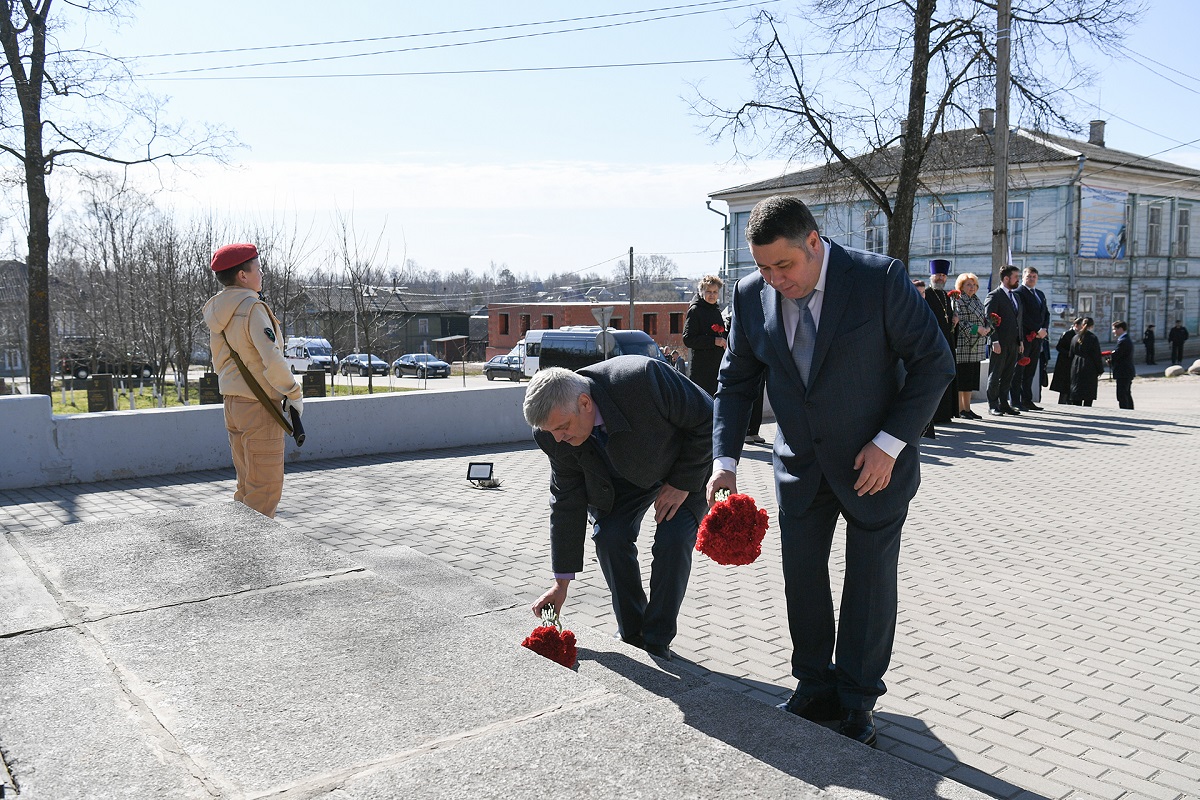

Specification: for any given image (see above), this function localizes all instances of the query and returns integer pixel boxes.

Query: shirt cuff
[553,573,575,581]
[713,456,738,474]
[872,431,905,459]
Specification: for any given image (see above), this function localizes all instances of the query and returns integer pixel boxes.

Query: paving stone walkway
[2,375,1198,800]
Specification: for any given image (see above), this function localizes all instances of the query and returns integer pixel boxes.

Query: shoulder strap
[220,298,292,435]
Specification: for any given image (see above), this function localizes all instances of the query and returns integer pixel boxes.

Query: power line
[130,1,752,59]
[139,1,775,77]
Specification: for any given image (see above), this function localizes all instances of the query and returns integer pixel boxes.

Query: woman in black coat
[1049,318,1081,404]
[1069,317,1105,406]
[682,275,726,396]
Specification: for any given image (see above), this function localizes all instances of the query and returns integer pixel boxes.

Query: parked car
[60,351,154,380]
[339,353,389,377]
[392,353,451,378]
[484,354,522,381]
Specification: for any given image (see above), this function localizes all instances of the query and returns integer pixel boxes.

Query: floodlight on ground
[467,462,501,489]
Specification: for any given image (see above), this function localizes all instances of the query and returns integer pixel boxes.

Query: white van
[284,337,337,373]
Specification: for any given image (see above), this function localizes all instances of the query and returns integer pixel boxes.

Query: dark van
[526,326,664,376]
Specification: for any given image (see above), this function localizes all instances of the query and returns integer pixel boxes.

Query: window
[642,313,658,335]
[611,317,623,329]
[1172,293,1186,322]
[1077,294,1094,315]
[499,313,509,336]
[669,312,683,334]
[1113,293,1128,324]
[732,211,751,267]
[864,211,886,254]
[542,314,554,329]
[1008,200,1027,252]
[1147,205,1163,256]
[1175,208,1190,257]
[519,314,531,335]
[418,318,429,335]
[1144,293,1159,330]
[931,204,955,253]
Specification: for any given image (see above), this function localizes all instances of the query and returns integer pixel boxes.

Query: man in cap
[924,259,959,432]
[202,243,303,517]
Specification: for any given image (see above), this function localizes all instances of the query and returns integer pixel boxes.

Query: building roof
[710,125,1200,199]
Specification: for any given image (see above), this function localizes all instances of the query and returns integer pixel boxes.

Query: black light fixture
[467,462,501,489]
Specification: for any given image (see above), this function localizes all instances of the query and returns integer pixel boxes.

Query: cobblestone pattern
[3,386,1199,800]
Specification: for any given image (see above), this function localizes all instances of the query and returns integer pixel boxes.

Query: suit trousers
[224,396,286,518]
[1011,351,1038,408]
[780,478,906,711]
[987,345,1018,409]
[1116,377,1134,410]
[591,473,699,647]
[1171,343,1185,364]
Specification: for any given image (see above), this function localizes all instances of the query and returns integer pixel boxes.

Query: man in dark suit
[1111,320,1135,409]
[1010,267,1050,411]
[525,357,713,661]
[1168,320,1189,365]
[706,195,954,748]
[1142,324,1156,365]
[985,265,1024,416]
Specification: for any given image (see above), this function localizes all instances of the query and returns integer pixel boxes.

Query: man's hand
[706,469,737,505]
[715,337,727,348]
[531,578,570,618]
[853,442,896,497]
[654,483,688,524]
[1038,328,1048,339]
[991,342,1001,354]
[283,396,304,418]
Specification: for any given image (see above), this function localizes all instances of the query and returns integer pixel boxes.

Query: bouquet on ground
[522,606,577,669]
[696,490,769,566]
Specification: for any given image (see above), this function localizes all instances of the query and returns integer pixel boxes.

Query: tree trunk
[888,0,936,272]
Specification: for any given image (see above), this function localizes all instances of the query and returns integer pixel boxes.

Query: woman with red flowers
[951,273,990,419]
[682,275,726,396]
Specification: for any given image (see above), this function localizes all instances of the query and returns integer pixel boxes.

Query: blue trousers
[780,478,906,711]
[591,475,699,647]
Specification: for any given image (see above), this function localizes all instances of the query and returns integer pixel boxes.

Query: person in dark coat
[1069,317,1104,406]
[1110,320,1135,409]
[682,275,726,396]
[1142,324,1156,365]
[1010,267,1050,411]
[1167,320,1189,365]
[1049,319,1081,404]
[984,265,1024,416]
[924,259,959,427]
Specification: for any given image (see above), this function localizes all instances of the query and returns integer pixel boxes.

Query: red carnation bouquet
[947,289,961,298]
[989,312,1002,327]
[696,490,769,566]
[522,606,577,669]
[711,323,726,335]
[1017,356,1031,366]
[1026,331,1038,342]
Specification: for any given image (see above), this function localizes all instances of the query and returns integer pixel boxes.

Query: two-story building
[710,114,1200,345]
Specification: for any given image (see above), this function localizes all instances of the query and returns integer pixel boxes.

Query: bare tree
[330,208,392,392]
[698,1,1141,267]
[0,0,235,394]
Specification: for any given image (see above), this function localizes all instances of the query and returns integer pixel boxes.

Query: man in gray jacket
[525,356,713,661]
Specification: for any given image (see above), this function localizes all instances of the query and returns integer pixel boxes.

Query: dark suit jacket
[712,240,954,525]
[533,356,713,573]
[985,287,1023,348]
[1015,285,1049,344]
[1112,333,1135,381]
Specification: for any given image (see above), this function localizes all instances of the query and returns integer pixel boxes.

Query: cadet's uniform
[202,244,301,517]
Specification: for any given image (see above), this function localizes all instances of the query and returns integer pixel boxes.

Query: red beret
[211,243,259,272]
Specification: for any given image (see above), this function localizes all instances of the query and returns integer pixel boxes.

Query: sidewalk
[2,374,1198,800]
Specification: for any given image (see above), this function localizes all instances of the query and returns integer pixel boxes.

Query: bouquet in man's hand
[1017,356,1032,366]
[989,312,1002,328]
[522,606,578,669]
[696,490,769,566]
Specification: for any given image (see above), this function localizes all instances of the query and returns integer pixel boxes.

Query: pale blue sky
[29,0,1200,279]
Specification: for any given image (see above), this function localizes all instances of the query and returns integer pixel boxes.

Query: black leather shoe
[643,642,673,661]
[988,408,1005,417]
[921,425,935,440]
[1023,403,1044,411]
[840,709,877,747]
[1001,406,1021,415]
[961,409,982,420]
[776,687,841,722]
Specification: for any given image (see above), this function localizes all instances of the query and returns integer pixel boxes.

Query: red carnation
[1025,331,1038,342]
[522,607,577,669]
[711,324,726,334]
[947,289,961,298]
[697,491,769,566]
[1017,356,1031,366]
[989,312,1002,327]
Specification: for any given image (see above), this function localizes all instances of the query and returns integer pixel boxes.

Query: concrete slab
[350,545,520,616]
[12,502,357,619]
[0,628,211,800]
[89,572,593,797]
[0,535,63,635]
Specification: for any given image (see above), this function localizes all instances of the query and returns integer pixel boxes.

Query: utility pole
[706,201,730,304]
[991,0,1011,288]
[628,247,635,331]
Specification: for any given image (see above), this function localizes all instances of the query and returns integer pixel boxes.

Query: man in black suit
[525,357,713,662]
[985,266,1024,416]
[1111,321,1135,409]
[1168,320,1189,365]
[707,195,953,748]
[1142,324,1156,365]
[1011,267,1050,411]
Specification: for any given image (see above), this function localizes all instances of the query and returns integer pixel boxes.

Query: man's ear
[578,393,593,413]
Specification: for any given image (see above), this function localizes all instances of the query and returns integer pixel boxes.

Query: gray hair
[523,368,589,428]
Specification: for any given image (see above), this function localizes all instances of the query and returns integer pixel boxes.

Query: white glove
[283,396,304,419]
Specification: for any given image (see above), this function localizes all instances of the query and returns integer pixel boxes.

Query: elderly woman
[951,272,989,420]
[682,274,726,396]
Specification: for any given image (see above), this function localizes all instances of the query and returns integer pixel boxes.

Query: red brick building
[486,302,691,358]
